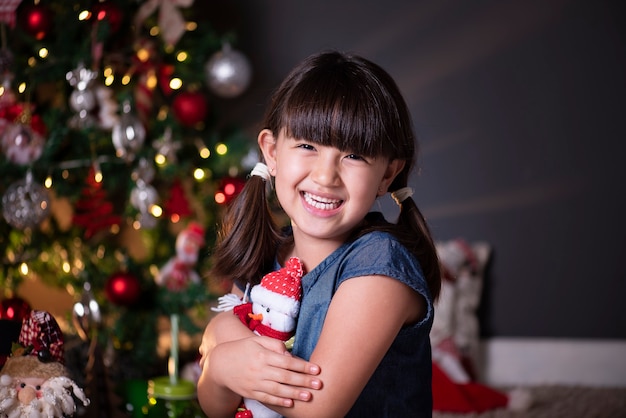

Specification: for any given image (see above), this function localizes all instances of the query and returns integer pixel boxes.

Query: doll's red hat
[251,257,303,317]
[18,310,64,364]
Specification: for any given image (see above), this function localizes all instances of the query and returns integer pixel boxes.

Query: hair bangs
[278,65,396,159]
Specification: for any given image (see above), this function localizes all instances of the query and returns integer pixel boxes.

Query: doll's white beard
[0,375,90,417]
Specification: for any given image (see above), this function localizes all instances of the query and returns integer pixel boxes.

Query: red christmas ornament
[158,64,175,97]
[18,3,54,40]
[91,0,123,34]
[0,103,47,136]
[105,272,142,306]
[0,296,32,321]
[215,176,245,205]
[171,91,208,127]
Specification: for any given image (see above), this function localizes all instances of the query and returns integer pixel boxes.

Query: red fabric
[0,0,21,27]
[232,303,294,341]
[432,362,508,413]
[258,257,303,300]
[18,311,64,364]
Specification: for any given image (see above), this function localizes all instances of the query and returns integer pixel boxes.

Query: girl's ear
[258,129,277,173]
[378,159,406,196]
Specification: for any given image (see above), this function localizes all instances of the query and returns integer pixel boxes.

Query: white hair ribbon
[250,162,272,185]
[391,187,414,206]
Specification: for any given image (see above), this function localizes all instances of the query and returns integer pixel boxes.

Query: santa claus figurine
[0,310,89,417]
[156,222,205,291]
[213,257,304,418]
[431,239,532,413]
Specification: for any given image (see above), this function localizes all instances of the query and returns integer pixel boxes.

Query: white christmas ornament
[205,44,252,98]
[95,85,119,129]
[2,171,50,229]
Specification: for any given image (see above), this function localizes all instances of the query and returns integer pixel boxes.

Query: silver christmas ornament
[1,122,45,165]
[69,89,97,114]
[2,171,50,229]
[72,281,101,341]
[152,126,180,163]
[66,64,98,128]
[129,157,159,229]
[205,44,252,98]
[132,157,156,184]
[130,179,159,213]
[112,100,146,162]
[130,178,159,229]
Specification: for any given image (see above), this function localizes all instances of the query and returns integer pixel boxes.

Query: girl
[197,51,441,417]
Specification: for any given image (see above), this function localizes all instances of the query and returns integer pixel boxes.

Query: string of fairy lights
[1,0,254,291]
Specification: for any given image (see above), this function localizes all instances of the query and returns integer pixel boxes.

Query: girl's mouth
[302,192,343,210]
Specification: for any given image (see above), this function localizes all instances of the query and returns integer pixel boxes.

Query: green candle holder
[146,376,205,417]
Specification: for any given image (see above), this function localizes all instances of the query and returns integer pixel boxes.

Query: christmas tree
[0,0,255,382]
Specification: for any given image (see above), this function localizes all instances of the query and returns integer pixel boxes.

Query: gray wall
[209,0,625,339]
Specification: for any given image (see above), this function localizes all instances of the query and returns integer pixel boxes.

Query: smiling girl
[197,51,441,417]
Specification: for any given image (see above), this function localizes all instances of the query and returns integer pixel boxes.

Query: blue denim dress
[289,230,434,417]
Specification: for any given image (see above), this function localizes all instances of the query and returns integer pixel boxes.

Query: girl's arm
[269,274,425,418]
[197,292,322,418]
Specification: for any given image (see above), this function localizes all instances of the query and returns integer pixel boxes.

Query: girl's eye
[345,153,366,161]
[266,307,270,313]
[296,143,316,151]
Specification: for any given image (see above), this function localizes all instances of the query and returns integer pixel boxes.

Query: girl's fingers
[251,377,320,407]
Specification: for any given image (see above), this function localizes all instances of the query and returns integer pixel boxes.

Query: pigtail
[394,195,442,301]
[210,172,283,287]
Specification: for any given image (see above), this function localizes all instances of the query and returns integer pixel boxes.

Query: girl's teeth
[304,192,341,210]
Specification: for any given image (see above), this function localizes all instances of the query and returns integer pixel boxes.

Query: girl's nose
[310,156,340,187]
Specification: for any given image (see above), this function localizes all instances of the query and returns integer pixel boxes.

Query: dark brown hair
[210,51,440,300]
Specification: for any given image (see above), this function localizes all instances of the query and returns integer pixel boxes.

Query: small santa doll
[156,222,205,291]
[431,239,532,413]
[0,310,89,417]
[213,257,304,418]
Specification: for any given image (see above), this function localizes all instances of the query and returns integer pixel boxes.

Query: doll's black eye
[20,383,26,388]
[38,349,53,363]
[266,307,270,313]
[35,385,41,390]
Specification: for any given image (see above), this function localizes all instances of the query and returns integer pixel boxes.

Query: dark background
[203,0,625,339]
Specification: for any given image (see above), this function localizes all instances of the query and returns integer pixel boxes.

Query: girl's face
[259,129,404,248]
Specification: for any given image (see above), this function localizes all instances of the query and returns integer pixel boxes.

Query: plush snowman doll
[213,257,304,418]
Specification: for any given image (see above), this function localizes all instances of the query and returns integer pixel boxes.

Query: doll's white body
[214,257,303,418]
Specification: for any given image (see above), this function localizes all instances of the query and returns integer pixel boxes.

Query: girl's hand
[209,335,322,407]
[197,309,322,417]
